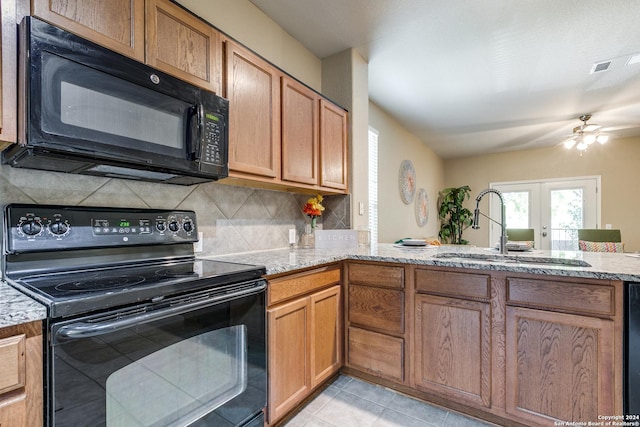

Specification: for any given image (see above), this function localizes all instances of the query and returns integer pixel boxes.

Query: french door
[489,177,600,250]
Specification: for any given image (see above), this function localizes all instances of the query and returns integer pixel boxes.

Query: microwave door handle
[189,103,203,159]
[54,281,266,342]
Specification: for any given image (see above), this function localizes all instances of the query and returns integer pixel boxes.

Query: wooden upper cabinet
[319,99,348,191]
[281,77,318,186]
[32,0,144,61]
[0,0,20,148]
[225,40,281,179]
[145,0,220,93]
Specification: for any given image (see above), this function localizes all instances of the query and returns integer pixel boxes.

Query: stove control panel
[5,204,198,253]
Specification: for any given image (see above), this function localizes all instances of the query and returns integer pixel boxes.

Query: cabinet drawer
[415,268,491,300]
[348,263,404,289]
[347,327,404,382]
[507,277,615,317]
[348,285,404,334]
[0,334,26,395]
[268,266,341,306]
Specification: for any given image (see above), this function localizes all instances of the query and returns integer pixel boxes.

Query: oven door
[48,280,266,427]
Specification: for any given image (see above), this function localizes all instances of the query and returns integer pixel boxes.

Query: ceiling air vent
[590,60,612,74]
[627,53,640,66]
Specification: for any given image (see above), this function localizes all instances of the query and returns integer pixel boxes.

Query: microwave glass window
[60,82,183,149]
[40,52,192,159]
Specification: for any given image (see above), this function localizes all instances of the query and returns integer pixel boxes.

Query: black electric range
[3,204,266,319]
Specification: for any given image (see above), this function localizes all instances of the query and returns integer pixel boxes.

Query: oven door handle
[54,281,266,341]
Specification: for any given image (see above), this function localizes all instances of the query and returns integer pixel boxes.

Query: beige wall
[177,0,322,90]
[322,50,370,232]
[444,136,640,251]
[370,102,444,243]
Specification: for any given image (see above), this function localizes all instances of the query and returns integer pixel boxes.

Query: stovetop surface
[6,258,266,319]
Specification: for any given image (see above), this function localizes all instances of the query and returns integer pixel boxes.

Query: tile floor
[283,375,497,427]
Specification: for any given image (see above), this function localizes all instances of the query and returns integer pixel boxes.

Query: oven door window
[50,291,265,427]
[106,325,246,426]
[38,51,193,160]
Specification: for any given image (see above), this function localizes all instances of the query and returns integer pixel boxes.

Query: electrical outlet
[193,231,204,252]
[359,202,364,216]
[605,224,612,230]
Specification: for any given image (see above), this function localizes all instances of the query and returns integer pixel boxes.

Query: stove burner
[55,276,146,292]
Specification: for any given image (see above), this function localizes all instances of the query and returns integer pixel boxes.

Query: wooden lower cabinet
[0,321,43,427]
[505,306,616,425]
[347,326,404,382]
[310,286,342,386]
[270,262,622,427]
[414,294,491,408]
[267,266,342,425]
[345,262,408,385]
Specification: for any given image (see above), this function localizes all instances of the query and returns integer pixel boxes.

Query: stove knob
[50,222,69,235]
[168,220,180,232]
[183,220,193,232]
[20,220,42,236]
[156,221,166,232]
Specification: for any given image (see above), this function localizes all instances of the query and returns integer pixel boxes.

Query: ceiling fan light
[583,134,596,144]
[563,138,576,149]
[576,141,588,150]
[597,134,609,144]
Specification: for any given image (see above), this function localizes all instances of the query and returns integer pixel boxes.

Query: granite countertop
[4,243,640,327]
[207,243,640,282]
[0,282,47,328]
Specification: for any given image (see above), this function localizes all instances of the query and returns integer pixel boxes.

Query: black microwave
[3,17,229,185]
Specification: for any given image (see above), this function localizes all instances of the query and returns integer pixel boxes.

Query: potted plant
[438,186,473,244]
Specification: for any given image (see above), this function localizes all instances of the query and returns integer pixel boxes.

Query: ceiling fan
[562,114,609,151]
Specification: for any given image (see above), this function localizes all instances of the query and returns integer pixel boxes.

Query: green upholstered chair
[577,229,623,252]
[506,228,535,242]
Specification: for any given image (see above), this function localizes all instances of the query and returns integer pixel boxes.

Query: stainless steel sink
[432,252,591,267]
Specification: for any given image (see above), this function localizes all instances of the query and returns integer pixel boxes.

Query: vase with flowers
[301,195,324,248]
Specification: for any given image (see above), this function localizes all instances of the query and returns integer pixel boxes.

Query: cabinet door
[32,0,144,61]
[281,77,318,185]
[310,285,342,387]
[225,41,281,179]
[0,398,27,426]
[505,306,615,426]
[0,322,42,427]
[414,294,491,408]
[319,99,348,191]
[145,0,220,93]
[267,297,310,423]
[0,0,20,147]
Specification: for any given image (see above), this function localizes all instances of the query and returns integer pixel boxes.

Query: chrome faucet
[472,188,508,254]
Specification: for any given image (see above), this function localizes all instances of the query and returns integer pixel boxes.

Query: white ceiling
[249,0,640,158]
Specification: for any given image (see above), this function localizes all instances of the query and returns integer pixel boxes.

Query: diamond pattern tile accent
[0,165,351,256]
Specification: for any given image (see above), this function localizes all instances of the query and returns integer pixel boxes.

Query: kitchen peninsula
[210,244,635,427]
[2,244,637,426]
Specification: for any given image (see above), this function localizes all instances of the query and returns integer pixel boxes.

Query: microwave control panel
[201,112,224,165]
[5,204,198,253]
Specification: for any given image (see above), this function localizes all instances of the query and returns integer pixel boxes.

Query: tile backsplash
[0,164,350,256]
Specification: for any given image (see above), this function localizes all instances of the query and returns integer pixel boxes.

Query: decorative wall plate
[415,188,429,227]
[398,160,416,204]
